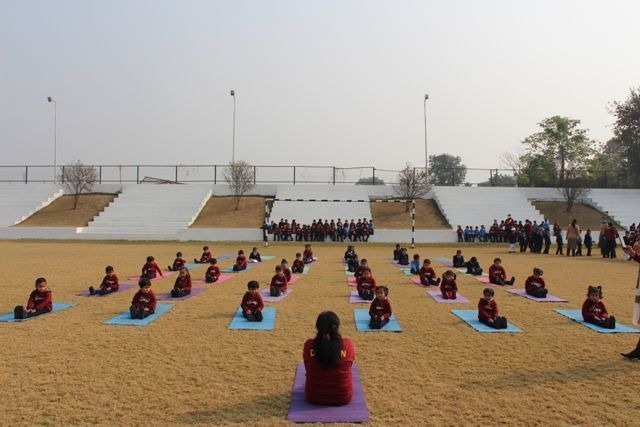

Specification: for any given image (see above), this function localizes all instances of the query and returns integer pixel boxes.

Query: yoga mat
[221,265,253,273]
[353,309,402,332]
[128,271,175,282]
[456,268,468,274]
[288,275,300,284]
[228,307,276,330]
[105,304,174,326]
[293,266,310,275]
[156,287,207,301]
[0,303,76,322]
[474,276,494,285]
[433,257,451,263]
[506,288,568,302]
[554,309,640,333]
[349,291,370,304]
[77,284,135,297]
[346,276,357,286]
[400,269,415,276]
[410,277,427,286]
[389,260,409,268]
[260,255,276,261]
[259,288,293,302]
[192,274,234,286]
[184,262,205,270]
[287,363,369,423]
[427,290,469,303]
[451,309,521,333]
[344,266,354,276]
[217,254,236,260]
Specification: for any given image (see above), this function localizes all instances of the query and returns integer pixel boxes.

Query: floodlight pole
[47,97,57,183]
[423,94,429,182]
[230,90,236,164]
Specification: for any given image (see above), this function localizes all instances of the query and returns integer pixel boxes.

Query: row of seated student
[264,218,374,242]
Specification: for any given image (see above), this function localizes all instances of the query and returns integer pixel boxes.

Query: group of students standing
[264,218,374,242]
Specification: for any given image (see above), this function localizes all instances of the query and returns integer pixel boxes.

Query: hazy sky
[1,0,639,181]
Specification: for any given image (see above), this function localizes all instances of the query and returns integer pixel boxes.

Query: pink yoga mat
[426,289,469,303]
[77,283,135,297]
[156,287,206,301]
[192,274,234,286]
[474,276,494,285]
[506,288,568,302]
[349,290,370,304]
[259,288,293,302]
[288,275,300,285]
[346,277,357,286]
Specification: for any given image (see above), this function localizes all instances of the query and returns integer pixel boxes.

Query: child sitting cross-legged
[478,287,508,329]
[440,270,458,300]
[171,267,192,298]
[129,278,157,319]
[369,286,392,329]
[241,280,264,322]
[89,265,120,296]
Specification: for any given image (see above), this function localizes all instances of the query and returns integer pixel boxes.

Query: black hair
[494,257,501,263]
[138,278,151,288]
[105,265,114,273]
[413,254,420,260]
[275,265,282,272]
[35,277,47,287]
[146,256,154,262]
[247,280,259,290]
[313,311,343,369]
[483,287,495,297]
[209,258,217,264]
[376,285,389,296]
[176,251,182,257]
[203,246,209,250]
[588,285,603,298]
[296,252,302,257]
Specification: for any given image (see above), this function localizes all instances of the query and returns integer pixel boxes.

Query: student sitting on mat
[270,265,289,297]
[168,251,185,272]
[129,278,157,319]
[89,265,119,296]
[582,285,616,329]
[248,247,262,263]
[281,259,293,282]
[524,267,548,298]
[303,311,355,405]
[488,257,515,286]
[440,270,458,300]
[410,254,421,275]
[465,256,483,275]
[205,258,220,283]
[292,253,305,274]
[14,277,52,320]
[346,252,359,273]
[141,256,163,279]
[478,288,508,329]
[357,267,377,300]
[452,249,465,268]
[369,286,392,329]
[171,267,192,298]
[303,244,316,264]
[419,259,441,286]
[392,243,402,261]
[344,245,357,263]
[241,280,264,322]
[232,250,248,271]
[397,247,410,265]
[194,246,212,264]
[354,258,370,284]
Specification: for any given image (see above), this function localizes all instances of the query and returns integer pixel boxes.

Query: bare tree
[557,168,591,212]
[59,161,97,209]
[224,160,255,210]
[394,163,430,212]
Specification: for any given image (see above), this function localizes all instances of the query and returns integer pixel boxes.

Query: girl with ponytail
[303,311,355,405]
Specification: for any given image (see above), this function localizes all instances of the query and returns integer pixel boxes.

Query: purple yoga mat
[192,274,234,286]
[259,288,293,302]
[288,363,368,423]
[349,291,370,304]
[426,289,470,303]
[506,288,568,302]
[156,287,207,301]
[128,271,176,282]
[346,277,357,286]
[77,283,135,297]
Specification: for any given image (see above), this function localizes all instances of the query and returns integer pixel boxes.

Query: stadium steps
[81,184,212,236]
[268,185,372,225]
[431,186,545,227]
[0,183,63,226]
[582,189,640,229]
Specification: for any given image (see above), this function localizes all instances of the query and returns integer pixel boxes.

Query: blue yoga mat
[353,309,402,332]
[344,266,354,276]
[451,309,522,333]
[294,266,310,275]
[260,255,276,261]
[554,309,640,333]
[228,307,276,330]
[0,303,76,322]
[221,265,253,273]
[400,268,415,276]
[433,257,451,263]
[184,262,205,270]
[105,304,174,326]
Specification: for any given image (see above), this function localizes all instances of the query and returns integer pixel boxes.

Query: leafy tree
[356,176,385,185]
[428,154,467,186]
[394,163,430,212]
[59,161,97,209]
[224,160,255,210]
[610,87,640,186]
[557,169,590,212]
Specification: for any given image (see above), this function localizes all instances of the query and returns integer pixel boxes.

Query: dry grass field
[1,241,640,426]
[16,194,116,227]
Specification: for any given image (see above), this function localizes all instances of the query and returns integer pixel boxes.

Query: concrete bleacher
[81,184,212,236]
[583,189,640,229]
[0,183,63,226]
[432,186,545,227]
[269,185,372,225]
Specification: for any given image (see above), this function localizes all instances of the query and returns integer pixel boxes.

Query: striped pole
[411,199,416,248]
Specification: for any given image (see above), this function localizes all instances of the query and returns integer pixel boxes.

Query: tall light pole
[47,97,57,183]
[423,94,429,182]
[230,90,236,164]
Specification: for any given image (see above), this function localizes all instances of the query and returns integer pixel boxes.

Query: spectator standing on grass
[566,219,580,257]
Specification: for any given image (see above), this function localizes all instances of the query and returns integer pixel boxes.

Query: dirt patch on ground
[533,201,621,229]
[190,196,267,228]
[0,241,639,425]
[15,194,116,227]
[371,199,450,229]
